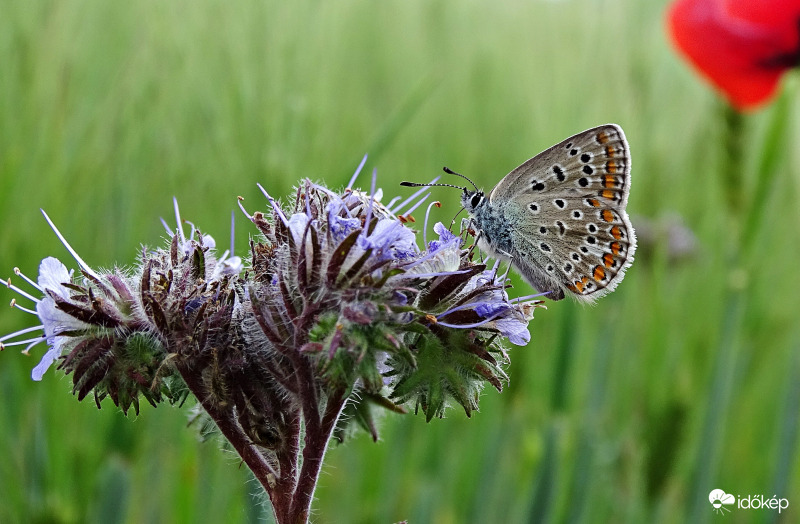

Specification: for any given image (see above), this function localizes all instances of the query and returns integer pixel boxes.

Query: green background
[1,1,799,523]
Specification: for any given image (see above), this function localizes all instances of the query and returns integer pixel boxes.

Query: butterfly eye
[470,193,483,208]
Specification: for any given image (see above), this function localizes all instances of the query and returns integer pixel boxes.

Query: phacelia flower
[667,0,800,111]
[242,170,542,422]
[2,205,239,413]
[2,157,544,524]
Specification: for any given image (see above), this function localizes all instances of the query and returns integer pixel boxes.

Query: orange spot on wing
[611,226,623,240]
[602,209,614,222]
[601,190,617,200]
[593,265,606,282]
[597,131,609,144]
[610,241,622,255]
[607,161,618,174]
[587,198,600,207]
[574,277,588,293]
[603,253,614,267]
[603,175,617,188]
[606,145,616,157]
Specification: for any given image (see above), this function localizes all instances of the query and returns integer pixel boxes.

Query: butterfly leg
[464,223,485,262]
[499,258,513,284]
[491,248,515,285]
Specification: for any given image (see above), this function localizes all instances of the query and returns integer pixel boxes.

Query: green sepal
[389,325,506,421]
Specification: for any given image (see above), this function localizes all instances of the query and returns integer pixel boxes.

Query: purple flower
[357,218,418,261]
[3,202,241,387]
[494,317,531,346]
[475,301,509,318]
[213,253,243,278]
[427,222,461,252]
[432,266,540,347]
[2,157,547,524]
[329,213,361,243]
[31,258,87,380]
[403,222,463,276]
[287,213,313,245]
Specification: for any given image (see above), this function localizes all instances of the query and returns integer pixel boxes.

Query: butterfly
[404,124,636,302]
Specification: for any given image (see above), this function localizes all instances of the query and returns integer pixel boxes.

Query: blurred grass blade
[766,346,800,524]
[742,90,791,251]
[564,326,612,523]
[88,457,131,524]
[685,291,744,523]
[526,422,559,524]
[551,305,576,412]
[524,304,579,522]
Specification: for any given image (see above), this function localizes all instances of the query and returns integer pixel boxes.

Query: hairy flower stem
[175,325,347,524]
[174,363,278,489]
[177,352,344,524]
[292,389,347,524]
[286,307,348,523]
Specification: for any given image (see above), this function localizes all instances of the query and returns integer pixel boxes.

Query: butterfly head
[461,189,485,213]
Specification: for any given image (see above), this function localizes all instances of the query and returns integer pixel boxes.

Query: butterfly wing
[491,124,636,302]
[490,124,630,202]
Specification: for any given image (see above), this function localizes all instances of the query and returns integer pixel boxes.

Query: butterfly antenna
[449,207,465,229]
[442,167,480,193]
[400,181,467,191]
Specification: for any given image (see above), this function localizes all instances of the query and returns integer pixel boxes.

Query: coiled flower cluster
[2,162,543,524]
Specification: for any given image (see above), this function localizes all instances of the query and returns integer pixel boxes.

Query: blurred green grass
[1,1,799,523]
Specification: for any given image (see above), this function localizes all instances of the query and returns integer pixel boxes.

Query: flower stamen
[258,183,289,226]
[9,299,37,315]
[13,267,41,291]
[360,167,378,240]
[423,201,441,246]
[40,209,102,281]
[172,196,186,244]
[0,324,45,343]
[347,153,369,189]
[4,278,40,304]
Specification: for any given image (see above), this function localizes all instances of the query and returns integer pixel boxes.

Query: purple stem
[175,364,292,518]
[289,388,348,524]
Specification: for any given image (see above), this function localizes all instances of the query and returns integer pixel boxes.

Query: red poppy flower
[667,0,800,111]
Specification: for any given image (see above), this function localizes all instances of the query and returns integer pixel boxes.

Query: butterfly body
[462,124,636,303]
